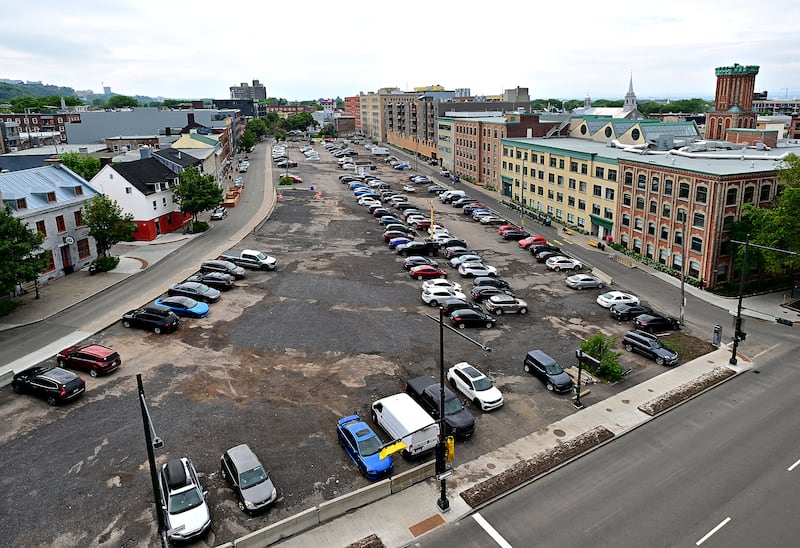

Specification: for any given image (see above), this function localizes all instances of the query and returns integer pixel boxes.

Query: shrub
[192,220,210,233]
[94,255,119,272]
[278,176,294,186]
[0,298,21,318]
[579,332,624,382]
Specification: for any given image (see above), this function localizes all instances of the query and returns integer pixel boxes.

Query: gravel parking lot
[0,142,702,547]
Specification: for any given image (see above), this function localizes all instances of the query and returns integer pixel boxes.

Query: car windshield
[357,435,382,457]
[444,396,465,415]
[473,377,493,391]
[239,466,268,489]
[650,340,665,349]
[168,487,203,514]
[545,363,564,375]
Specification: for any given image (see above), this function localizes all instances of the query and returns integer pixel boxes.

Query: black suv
[441,298,483,315]
[523,350,574,393]
[473,277,511,290]
[405,376,475,439]
[633,313,680,333]
[12,366,85,406]
[470,285,515,303]
[121,305,179,334]
[622,330,679,365]
[609,303,654,322]
[397,240,440,256]
[200,259,246,279]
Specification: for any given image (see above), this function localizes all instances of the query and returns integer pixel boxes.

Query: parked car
[168,281,221,303]
[565,274,605,290]
[463,203,486,215]
[403,256,439,270]
[609,303,654,322]
[531,244,562,258]
[523,350,574,393]
[220,444,278,513]
[622,330,680,366]
[458,263,498,277]
[437,238,468,249]
[470,285,515,303]
[12,366,85,405]
[479,215,507,225]
[443,246,471,259]
[200,259,246,279]
[421,279,462,293]
[388,237,413,249]
[397,240,440,256]
[336,415,394,480]
[409,265,447,280]
[633,313,681,333]
[384,229,414,242]
[402,184,417,193]
[441,298,483,316]
[185,272,235,291]
[450,308,496,329]
[121,305,179,334]
[545,256,583,272]
[450,254,483,268]
[410,175,432,183]
[405,376,475,439]
[447,362,504,411]
[155,296,210,318]
[158,458,212,542]
[210,207,228,220]
[596,291,640,308]
[501,229,530,241]
[518,235,548,249]
[393,162,410,170]
[56,344,121,377]
[473,277,511,290]
[484,294,528,315]
[535,250,561,263]
[421,287,467,307]
[218,249,277,271]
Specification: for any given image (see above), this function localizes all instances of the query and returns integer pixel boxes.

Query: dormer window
[47,192,56,202]
[75,186,83,196]
[17,198,27,209]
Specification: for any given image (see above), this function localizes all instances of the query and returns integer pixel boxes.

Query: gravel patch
[637,366,736,416]
[346,533,386,548]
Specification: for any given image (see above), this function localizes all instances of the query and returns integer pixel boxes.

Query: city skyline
[1,0,799,102]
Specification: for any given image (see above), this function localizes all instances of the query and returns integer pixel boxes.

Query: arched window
[726,187,738,205]
[695,186,708,204]
[759,184,771,202]
[692,213,705,228]
[679,182,691,199]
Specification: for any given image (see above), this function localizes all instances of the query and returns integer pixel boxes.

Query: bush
[278,176,295,186]
[580,332,624,382]
[94,255,119,271]
[192,221,209,233]
[0,298,21,318]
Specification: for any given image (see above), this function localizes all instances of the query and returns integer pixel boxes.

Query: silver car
[221,444,278,514]
[484,294,528,315]
[565,273,605,290]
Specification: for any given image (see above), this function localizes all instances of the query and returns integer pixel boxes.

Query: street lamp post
[729,233,750,365]
[137,374,169,548]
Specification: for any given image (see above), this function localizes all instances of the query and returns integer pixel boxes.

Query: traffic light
[445,436,455,462]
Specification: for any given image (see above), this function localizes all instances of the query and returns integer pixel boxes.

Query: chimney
[140,145,152,159]
[187,113,195,126]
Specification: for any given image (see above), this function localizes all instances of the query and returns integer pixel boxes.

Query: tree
[106,95,139,109]
[172,167,224,224]
[238,130,257,153]
[0,206,48,294]
[59,151,101,181]
[82,195,136,258]
[319,123,336,138]
[286,112,315,131]
[247,118,268,138]
[580,332,624,382]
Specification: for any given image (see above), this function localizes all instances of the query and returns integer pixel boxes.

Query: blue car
[336,415,393,480]
[349,182,368,190]
[353,189,378,197]
[388,237,412,249]
[393,163,410,170]
[155,296,209,318]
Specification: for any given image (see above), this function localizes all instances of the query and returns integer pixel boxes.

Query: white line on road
[753,342,782,360]
[788,457,800,472]
[696,517,731,545]
[473,513,513,548]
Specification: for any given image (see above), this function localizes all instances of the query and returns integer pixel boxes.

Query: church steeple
[623,73,637,112]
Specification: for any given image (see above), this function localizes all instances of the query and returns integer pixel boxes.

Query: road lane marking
[696,517,731,545]
[753,343,781,359]
[473,513,513,548]
[788,457,800,472]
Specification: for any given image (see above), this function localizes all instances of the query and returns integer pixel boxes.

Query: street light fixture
[137,373,169,548]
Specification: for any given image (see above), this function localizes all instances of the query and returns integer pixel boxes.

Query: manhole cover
[553,429,566,437]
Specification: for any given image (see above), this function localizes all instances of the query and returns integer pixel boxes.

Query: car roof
[77,344,117,358]
[225,444,262,470]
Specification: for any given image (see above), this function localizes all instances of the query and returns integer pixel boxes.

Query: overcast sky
[2,0,799,102]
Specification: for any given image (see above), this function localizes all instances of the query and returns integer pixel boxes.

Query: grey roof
[111,158,179,196]
[0,164,100,213]
[153,148,202,168]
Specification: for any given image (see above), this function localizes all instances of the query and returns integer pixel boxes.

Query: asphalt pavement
[0,141,797,548]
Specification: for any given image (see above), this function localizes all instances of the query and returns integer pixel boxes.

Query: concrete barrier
[591,268,614,286]
[391,460,436,493]
[317,478,392,523]
[0,369,13,388]
[234,506,319,548]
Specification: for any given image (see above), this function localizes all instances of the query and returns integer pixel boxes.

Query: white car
[447,362,504,411]
[158,458,212,542]
[405,214,427,225]
[421,287,467,307]
[450,254,483,268]
[458,263,498,277]
[484,294,528,315]
[422,279,463,293]
[545,256,583,272]
[479,215,506,225]
[402,184,417,193]
[358,197,381,207]
[596,291,640,308]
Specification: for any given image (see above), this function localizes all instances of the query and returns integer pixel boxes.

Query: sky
[2,0,800,103]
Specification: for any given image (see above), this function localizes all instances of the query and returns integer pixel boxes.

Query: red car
[384,229,413,242]
[56,344,122,377]
[497,224,520,235]
[409,265,447,280]
[518,235,548,249]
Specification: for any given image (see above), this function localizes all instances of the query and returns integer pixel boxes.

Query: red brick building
[705,64,759,141]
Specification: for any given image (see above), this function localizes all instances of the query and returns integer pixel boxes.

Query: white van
[439,190,466,203]
[371,393,439,458]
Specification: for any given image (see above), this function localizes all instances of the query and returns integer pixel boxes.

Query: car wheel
[524,364,531,373]
[656,357,666,366]
[371,410,378,424]
[577,285,584,290]
[429,300,438,307]
[597,283,604,289]
[473,398,482,408]
[519,307,527,314]
[122,320,131,328]
[625,343,634,352]
[154,327,162,335]
[495,309,503,315]
[554,266,561,272]
[546,382,555,392]
[458,323,466,330]
[12,383,23,394]
[417,275,425,280]
[238,500,246,512]
[90,369,99,378]
[574,265,581,271]
[486,322,493,329]
[57,357,66,367]
[47,396,58,406]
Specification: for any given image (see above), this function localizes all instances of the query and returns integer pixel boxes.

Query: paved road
[413,342,798,547]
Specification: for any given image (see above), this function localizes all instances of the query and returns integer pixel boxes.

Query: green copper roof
[715,64,759,76]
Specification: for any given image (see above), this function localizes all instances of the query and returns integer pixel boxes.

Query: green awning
[589,214,613,230]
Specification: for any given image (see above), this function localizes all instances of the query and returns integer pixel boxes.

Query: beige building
[358,88,401,143]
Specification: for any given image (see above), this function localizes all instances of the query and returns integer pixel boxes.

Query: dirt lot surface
[0,142,716,547]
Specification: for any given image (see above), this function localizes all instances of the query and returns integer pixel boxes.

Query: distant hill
[0,81,78,103]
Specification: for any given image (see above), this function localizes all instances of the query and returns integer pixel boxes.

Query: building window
[74,210,83,226]
[75,186,83,196]
[604,208,613,220]
[696,186,708,204]
[635,197,645,210]
[581,164,588,175]
[649,200,657,214]
[674,231,683,245]
[36,220,47,236]
[570,161,578,172]
[548,173,555,183]
[659,248,668,264]
[577,217,585,227]
[593,184,602,197]
[676,208,687,223]
[16,198,27,209]
[679,182,691,199]
[743,186,755,203]
[558,159,564,169]
[760,184,771,202]
[595,167,605,178]
[725,187,738,205]
[637,175,646,189]
[623,193,631,206]
[579,181,587,192]
[660,226,669,240]
[557,192,564,203]
[557,175,564,186]
[567,213,575,223]
[633,238,642,254]
[550,157,557,167]
[569,178,577,189]
[43,250,55,272]
[624,172,633,186]
[722,215,734,231]
[621,234,629,248]
[592,204,601,215]
[55,215,66,232]
[688,260,701,279]
[634,218,643,230]
[646,243,654,259]
[568,196,575,207]
[47,192,56,202]
[547,189,554,199]
[556,208,563,219]
[673,254,683,269]
[622,213,631,226]
[77,238,91,259]
[647,222,656,236]
[662,204,671,218]
[608,169,617,182]
[153,200,157,210]
[691,236,703,252]
[692,212,705,228]
[651,177,659,192]
[664,179,673,196]
[578,199,586,210]
[605,188,615,200]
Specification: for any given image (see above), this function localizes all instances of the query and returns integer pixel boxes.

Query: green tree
[172,167,224,224]
[238,129,257,153]
[580,332,624,382]
[59,151,101,181]
[0,206,48,294]
[286,112,315,131]
[82,195,136,258]
[247,118,268,138]
[319,123,336,138]
[106,95,139,109]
